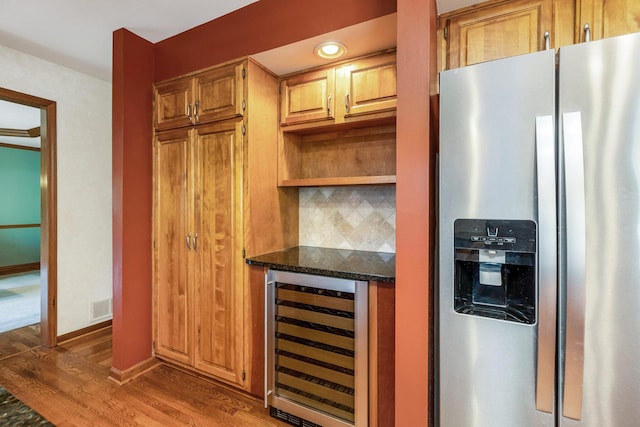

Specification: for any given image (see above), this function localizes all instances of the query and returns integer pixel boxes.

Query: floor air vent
[270,406,322,427]
[91,298,112,321]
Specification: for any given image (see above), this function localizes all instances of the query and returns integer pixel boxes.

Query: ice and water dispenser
[454,219,536,324]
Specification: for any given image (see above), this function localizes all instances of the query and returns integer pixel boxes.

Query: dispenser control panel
[470,235,516,244]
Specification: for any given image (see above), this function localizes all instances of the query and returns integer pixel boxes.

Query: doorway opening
[0,87,57,348]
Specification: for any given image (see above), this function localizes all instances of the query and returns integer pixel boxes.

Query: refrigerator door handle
[535,115,557,414]
[562,111,587,420]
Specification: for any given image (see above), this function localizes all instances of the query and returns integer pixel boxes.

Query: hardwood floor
[0,326,289,426]
[0,323,40,360]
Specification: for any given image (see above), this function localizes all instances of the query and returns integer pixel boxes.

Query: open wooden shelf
[278,123,397,187]
[280,175,396,187]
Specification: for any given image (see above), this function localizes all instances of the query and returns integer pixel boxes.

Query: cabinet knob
[186,104,194,125]
[544,32,550,50]
[583,23,591,43]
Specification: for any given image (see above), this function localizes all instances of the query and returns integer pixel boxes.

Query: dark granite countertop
[246,246,395,283]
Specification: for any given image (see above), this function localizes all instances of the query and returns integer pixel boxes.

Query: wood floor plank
[0,323,40,360]
[0,326,289,426]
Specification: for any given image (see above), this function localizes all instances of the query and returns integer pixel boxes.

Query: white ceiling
[253,13,397,76]
[437,0,482,13]
[0,0,259,82]
[0,0,473,148]
[0,0,472,84]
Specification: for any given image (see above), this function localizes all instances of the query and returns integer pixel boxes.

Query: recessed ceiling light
[314,42,348,59]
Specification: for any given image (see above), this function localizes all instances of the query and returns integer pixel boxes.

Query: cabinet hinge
[242,248,246,258]
[242,68,246,79]
[241,123,246,135]
[242,370,246,382]
[444,25,449,41]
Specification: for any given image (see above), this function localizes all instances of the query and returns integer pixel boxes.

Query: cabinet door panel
[447,0,552,68]
[154,80,193,131]
[280,68,335,126]
[603,0,640,37]
[195,63,245,125]
[579,0,640,41]
[154,130,191,363]
[341,52,397,119]
[193,121,244,385]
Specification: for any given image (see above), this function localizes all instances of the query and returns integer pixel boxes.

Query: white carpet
[0,271,40,333]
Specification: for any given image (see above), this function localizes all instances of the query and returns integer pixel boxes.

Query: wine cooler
[266,270,368,427]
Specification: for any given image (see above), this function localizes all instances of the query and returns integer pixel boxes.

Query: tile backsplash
[299,186,396,253]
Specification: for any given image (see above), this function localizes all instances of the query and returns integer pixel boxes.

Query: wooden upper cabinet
[154,61,245,131]
[577,0,640,42]
[194,63,245,125]
[280,68,335,126]
[443,0,554,69]
[277,51,397,187]
[339,51,397,121]
[279,50,396,129]
[154,79,193,131]
[438,0,640,74]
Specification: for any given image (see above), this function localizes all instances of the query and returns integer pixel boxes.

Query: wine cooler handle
[535,115,558,414]
[265,273,275,409]
[562,111,587,420]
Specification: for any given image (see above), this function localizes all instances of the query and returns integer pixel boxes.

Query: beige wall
[0,44,113,335]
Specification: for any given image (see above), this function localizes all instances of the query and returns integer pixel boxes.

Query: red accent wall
[112,29,155,371]
[154,0,397,81]
[396,0,437,425]
[113,1,437,425]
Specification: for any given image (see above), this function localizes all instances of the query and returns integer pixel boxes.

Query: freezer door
[558,32,640,426]
[438,49,556,427]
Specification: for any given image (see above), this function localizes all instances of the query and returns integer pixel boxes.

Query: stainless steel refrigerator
[438,31,640,426]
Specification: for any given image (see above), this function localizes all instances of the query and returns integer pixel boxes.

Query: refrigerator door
[558,32,640,426]
[439,50,556,427]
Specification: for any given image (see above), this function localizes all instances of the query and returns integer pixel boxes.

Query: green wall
[0,146,41,267]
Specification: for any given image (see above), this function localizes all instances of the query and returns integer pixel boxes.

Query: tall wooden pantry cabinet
[152,58,297,392]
